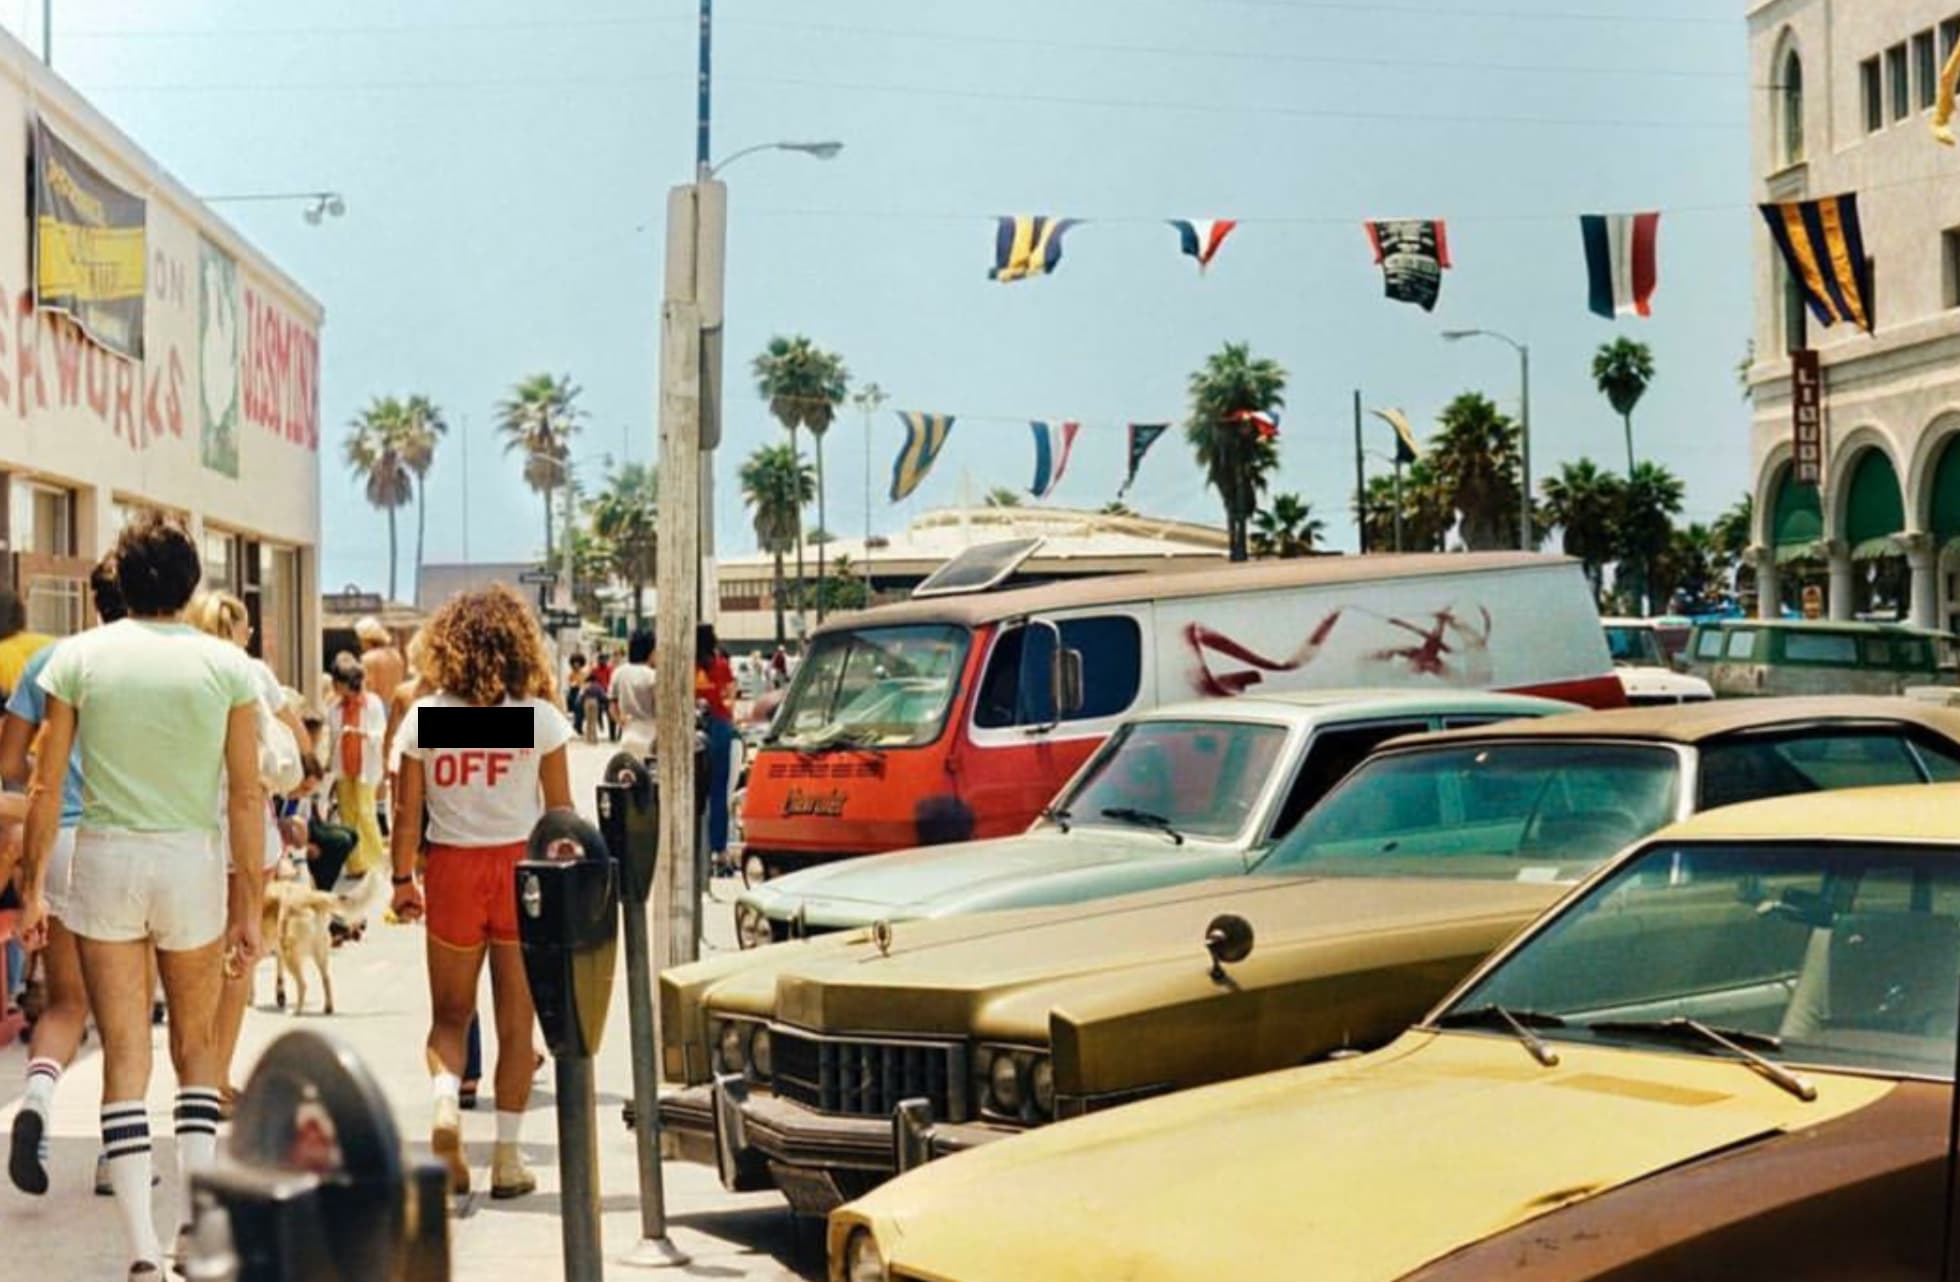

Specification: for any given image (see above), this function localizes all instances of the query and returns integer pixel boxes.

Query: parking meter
[599,751,659,905]
[187,1029,449,1282]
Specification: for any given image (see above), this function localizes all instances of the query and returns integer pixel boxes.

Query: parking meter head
[519,811,621,1059]
[598,752,660,903]
[192,1030,408,1282]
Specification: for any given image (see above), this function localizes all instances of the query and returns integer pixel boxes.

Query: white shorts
[41,826,78,924]
[64,828,227,952]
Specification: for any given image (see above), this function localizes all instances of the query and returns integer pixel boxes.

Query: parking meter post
[557,1054,604,1282]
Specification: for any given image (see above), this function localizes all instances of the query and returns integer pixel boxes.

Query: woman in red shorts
[388,586,573,1198]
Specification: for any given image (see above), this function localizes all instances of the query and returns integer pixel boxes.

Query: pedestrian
[0,588,52,701]
[382,627,431,803]
[769,645,789,690]
[389,585,573,1198]
[610,629,657,758]
[565,654,587,737]
[589,650,616,742]
[14,513,266,1281]
[695,624,737,878]
[353,617,405,726]
[187,591,311,1102]
[1,557,125,1197]
[323,655,387,882]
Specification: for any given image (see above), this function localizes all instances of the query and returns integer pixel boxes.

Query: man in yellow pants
[324,654,386,876]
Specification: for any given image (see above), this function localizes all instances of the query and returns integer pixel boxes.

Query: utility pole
[854,382,887,598]
[41,0,50,66]
[1352,390,1367,556]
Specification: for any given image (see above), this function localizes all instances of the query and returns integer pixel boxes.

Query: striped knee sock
[102,1102,161,1266]
[22,1058,60,1117]
[173,1088,224,1224]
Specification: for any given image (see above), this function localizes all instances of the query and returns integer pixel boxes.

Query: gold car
[831,784,1960,1282]
[658,699,1960,1215]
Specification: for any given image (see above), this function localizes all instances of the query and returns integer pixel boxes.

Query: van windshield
[768,624,970,750]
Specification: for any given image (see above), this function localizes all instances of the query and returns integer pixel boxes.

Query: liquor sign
[1791,349,1823,487]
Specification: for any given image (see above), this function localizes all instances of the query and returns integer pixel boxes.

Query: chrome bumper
[657,1079,1015,1214]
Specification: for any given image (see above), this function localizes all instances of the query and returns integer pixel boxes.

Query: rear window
[1696,730,1960,811]
[1781,631,1859,665]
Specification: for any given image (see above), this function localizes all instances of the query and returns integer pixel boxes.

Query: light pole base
[620,1237,692,1270]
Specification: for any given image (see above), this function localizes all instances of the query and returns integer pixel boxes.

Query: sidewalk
[0,741,822,1282]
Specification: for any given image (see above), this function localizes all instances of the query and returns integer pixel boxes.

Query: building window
[1781,49,1805,163]
[261,543,301,685]
[1890,43,1911,122]
[1945,228,1960,309]
[1918,30,1940,110]
[1946,16,1960,60]
[1863,57,1884,132]
[1782,263,1809,355]
[203,528,238,596]
[9,478,75,558]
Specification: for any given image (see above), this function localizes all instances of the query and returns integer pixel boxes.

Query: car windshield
[1604,625,1665,667]
[769,624,969,749]
[1254,742,1679,883]
[1448,842,1960,1080]
[1059,719,1288,841]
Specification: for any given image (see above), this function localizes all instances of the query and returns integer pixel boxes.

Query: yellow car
[831,783,1960,1282]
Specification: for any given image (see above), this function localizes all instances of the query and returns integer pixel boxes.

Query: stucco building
[1747,0,1960,628]
[0,33,323,685]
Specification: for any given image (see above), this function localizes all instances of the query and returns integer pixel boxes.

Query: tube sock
[173,1088,224,1225]
[431,1071,461,1108]
[495,1110,524,1146]
[102,1101,161,1266]
[22,1058,60,1116]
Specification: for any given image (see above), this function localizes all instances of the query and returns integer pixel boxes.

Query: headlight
[1030,1059,1055,1118]
[715,1019,748,1075]
[976,1045,1052,1121]
[734,903,773,950]
[989,1053,1023,1114]
[844,1229,887,1282]
[743,853,768,886]
[750,1027,773,1079]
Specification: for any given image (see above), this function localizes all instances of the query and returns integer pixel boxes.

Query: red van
[739,549,1621,879]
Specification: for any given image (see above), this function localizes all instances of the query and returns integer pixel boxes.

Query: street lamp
[706,140,844,179]
[200,191,347,225]
[1442,329,1532,551]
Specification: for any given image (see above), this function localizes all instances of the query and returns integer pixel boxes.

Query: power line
[1201,0,1732,25]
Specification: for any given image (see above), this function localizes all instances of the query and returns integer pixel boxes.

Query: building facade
[0,34,323,685]
[1747,0,1960,628]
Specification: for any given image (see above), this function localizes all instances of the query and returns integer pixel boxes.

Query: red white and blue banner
[1227,409,1280,440]
[1580,212,1660,319]
[1028,420,1081,499]
[1168,218,1237,271]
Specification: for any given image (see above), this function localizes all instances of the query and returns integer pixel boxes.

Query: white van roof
[822,551,1572,633]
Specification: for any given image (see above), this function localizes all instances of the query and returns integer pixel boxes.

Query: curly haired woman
[389,586,573,1197]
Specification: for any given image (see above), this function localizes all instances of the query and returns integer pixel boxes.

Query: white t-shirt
[398,693,574,847]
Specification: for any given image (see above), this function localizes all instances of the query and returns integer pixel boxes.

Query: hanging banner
[1759,194,1874,333]
[1168,219,1237,271]
[990,215,1080,282]
[1028,420,1081,499]
[890,411,955,501]
[1227,409,1280,441]
[1364,219,1451,312]
[1118,422,1169,497]
[1580,211,1660,319]
[1370,407,1421,464]
[1791,349,1823,487]
[33,118,147,360]
[198,238,242,477]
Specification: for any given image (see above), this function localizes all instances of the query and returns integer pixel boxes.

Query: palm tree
[1539,459,1625,600]
[1355,460,1450,553]
[344,397,416,602]
[752,335,850,619]
[816,551,871,613]
[1250,493,1326,559]
[589,461,658,627]
[738,442,816,646]
[1427,392,1524,551]
[1592,337,1656,476]
[1651,522,1718,613]
[1186,342,1285,562]
[1712,492,1755,602]
[395,394,447,604]
[1616,461,1686,615]
[495,373,583,571]
[984,487,1023,509]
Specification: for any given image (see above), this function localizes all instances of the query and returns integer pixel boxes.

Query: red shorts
[424,842,527,949]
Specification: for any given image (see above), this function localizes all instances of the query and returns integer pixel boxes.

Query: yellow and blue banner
[890,411,955,501]
[1759,194,1874,333]
[990,216,1080,282]
[1370,408,1421,465]
[33,117,146,360]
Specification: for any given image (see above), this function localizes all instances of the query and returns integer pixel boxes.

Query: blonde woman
[187,592,310,1099]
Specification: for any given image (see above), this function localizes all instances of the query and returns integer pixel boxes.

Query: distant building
[416,561,550,615]
[1747,1,1960,628]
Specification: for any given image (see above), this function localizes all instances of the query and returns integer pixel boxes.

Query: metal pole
[619,891,687,1268]
[1352,390,1367,556]
[41,0,50,66]
[695,0,712,180]
[1393,459,1405,553]
[1518,343,1533,551]
[556,1056,604,1282]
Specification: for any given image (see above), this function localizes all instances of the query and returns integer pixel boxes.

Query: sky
[0,0,1755,593]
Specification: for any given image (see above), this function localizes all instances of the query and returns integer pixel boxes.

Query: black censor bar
[418,707,535,751]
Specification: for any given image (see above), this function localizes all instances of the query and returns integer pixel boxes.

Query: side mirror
[1055,646,1085,718]
[1204,913,1255,982]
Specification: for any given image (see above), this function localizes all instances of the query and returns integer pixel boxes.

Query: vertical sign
[1791,349,1823,486]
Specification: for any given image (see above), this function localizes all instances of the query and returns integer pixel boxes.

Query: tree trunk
[386,503,399,604]
[790,425,806,632]
[414,475,427,608]
[771,549,787,647]
[815,431,828,623]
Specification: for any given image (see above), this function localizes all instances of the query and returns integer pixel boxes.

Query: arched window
[1781,47,1806,164]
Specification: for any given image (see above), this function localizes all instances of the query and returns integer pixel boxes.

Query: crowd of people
[0,514,598,1281]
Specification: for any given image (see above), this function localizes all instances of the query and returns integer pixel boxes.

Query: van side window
[1782,631,1858,665]
[974,616,1143,729]
[1269,721,1428,841]
[1724,630,1758,661]
[1694,630,1725,660]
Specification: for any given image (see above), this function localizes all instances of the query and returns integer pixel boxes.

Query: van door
[962,611,1148,839]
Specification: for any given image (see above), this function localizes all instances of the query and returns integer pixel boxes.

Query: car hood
[744,828,1210,919]
[728,875,1559,1042]
[841,1031,1894,1282]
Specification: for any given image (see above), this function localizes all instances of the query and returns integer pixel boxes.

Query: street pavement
[0,739,824,1282]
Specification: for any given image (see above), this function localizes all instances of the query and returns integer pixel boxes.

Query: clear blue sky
[6,0,1754,592]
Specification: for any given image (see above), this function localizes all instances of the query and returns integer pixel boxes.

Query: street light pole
[1443,329,1533,551]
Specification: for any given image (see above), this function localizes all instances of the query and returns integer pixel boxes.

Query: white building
[1747,0,1960,628]
[0,33,323,686]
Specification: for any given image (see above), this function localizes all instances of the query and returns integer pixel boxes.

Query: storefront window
[203,528,238,596]
[9,478,75,557]
[261,543,301,686]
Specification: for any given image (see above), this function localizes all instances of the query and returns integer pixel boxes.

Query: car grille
[768,917,843,944]
[771,1028,966,1121]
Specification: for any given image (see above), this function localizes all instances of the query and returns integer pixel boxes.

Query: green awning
[1771,470,1822,551]
[1844,450,1906,551]
[1775,541,1824,565]
[1852,535,1904,561]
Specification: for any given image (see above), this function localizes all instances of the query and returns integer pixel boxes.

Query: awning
[1775,541,1823,565]
[1851,535,1905,561]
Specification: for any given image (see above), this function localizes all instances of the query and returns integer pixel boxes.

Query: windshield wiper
[1099,807,1184,845]
[1041,805,1072,833]
[793,724,883,755]
[1435,1004,1564,1067]
[1584,1017,1816,1102]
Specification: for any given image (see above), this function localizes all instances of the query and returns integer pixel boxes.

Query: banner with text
[32,118,146,360]
[1791,349,1822,486]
